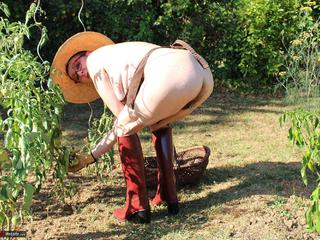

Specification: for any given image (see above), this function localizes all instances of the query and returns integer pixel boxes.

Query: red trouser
[151,127,179,214]
[114,134,150,223]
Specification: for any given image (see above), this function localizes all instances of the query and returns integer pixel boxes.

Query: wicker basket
[144,145,210,188]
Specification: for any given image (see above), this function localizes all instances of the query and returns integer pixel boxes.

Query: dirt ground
[20,93,320,240]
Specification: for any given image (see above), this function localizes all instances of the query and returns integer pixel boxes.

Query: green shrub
[3,0,306,91]
[0,3,68,228]
[235,0,301,89]
[280,1,320,233]
[278,2,320,100]
[281,109,320,233]
[0,2,115,228]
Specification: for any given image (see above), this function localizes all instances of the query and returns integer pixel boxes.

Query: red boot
[114,134,151,223]
[151,127,179,215]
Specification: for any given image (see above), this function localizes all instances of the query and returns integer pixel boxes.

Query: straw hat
[51,31,114,103]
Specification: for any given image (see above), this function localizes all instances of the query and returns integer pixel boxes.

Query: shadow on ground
[61,93,290,140]
[30,174,126,220]
[183,161,309,210]
[50,94,310,239]
[58,160,311,240]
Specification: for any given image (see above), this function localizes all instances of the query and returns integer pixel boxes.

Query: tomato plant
[281,109,320,232]
[84,107,114,178]
[0,3,70,229]
[0,2,115,229]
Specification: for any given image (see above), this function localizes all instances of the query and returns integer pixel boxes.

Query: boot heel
[129,209,151,224]
[167,202,179,215]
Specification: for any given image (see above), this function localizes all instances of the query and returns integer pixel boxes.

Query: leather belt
[125,40,208,108]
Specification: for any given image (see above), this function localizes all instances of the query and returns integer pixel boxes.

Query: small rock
[304,235,314,240]
[78,223,87,228]
[291,221,298,229]
[298,216,306,225]
[284,219,298,230]
[229,230,236,237]
[250,218,258,225]
[284,219,292,230]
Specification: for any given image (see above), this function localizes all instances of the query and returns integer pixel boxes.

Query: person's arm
[90,68,145,157]
[91,104,145,158]
[91,69,124,116]
[68,68,145,172]
[91,129,117,158]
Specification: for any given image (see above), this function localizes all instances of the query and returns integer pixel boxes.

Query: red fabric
[151,127,178,205]
[114,134,149,221]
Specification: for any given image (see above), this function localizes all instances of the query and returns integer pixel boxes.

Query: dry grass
[22,93,320,239]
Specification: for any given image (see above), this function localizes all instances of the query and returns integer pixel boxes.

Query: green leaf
[23,183,34,213]
[315,117,319,128]
[306,204,314,229]
[12,188,19,199]
[11,214,21,226]
[2,162,12,170]
[311,187,320,201]
[301,165,308,185]
[5,128,13,147]
[308,161,315,172]
[279,113,287,127]
[0,3,10,17]
[0,186,8,201]
[16,160,23,170]
[25,132,38,144]
[0,212,5,225]
[316,221,320,233]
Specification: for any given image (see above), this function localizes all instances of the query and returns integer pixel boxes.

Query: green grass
[19,93,320,239]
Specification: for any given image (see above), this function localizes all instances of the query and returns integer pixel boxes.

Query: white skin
[67,52,91,84]
[67,51,124,115]
[67,51,124,158]
[67,46,214,160]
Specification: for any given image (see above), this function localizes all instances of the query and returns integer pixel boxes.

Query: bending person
[51,32,214,224]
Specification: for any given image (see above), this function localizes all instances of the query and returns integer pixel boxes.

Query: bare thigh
[134,49,208,126]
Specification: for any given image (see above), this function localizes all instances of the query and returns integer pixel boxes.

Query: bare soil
[19,93,320,240]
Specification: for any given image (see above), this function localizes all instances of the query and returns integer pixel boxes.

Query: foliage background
[2,0,320,234]
[3,0,309,92]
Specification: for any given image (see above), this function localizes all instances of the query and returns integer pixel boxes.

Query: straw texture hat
[51,31,114,103]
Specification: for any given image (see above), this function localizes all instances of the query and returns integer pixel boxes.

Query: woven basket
[144,145,210,188]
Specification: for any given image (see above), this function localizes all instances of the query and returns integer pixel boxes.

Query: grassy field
[23,93,320,240]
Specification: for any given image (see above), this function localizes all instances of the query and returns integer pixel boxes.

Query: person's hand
[68,152,96,173]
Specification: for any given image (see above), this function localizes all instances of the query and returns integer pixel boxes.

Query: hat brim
[51,31,114,104]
